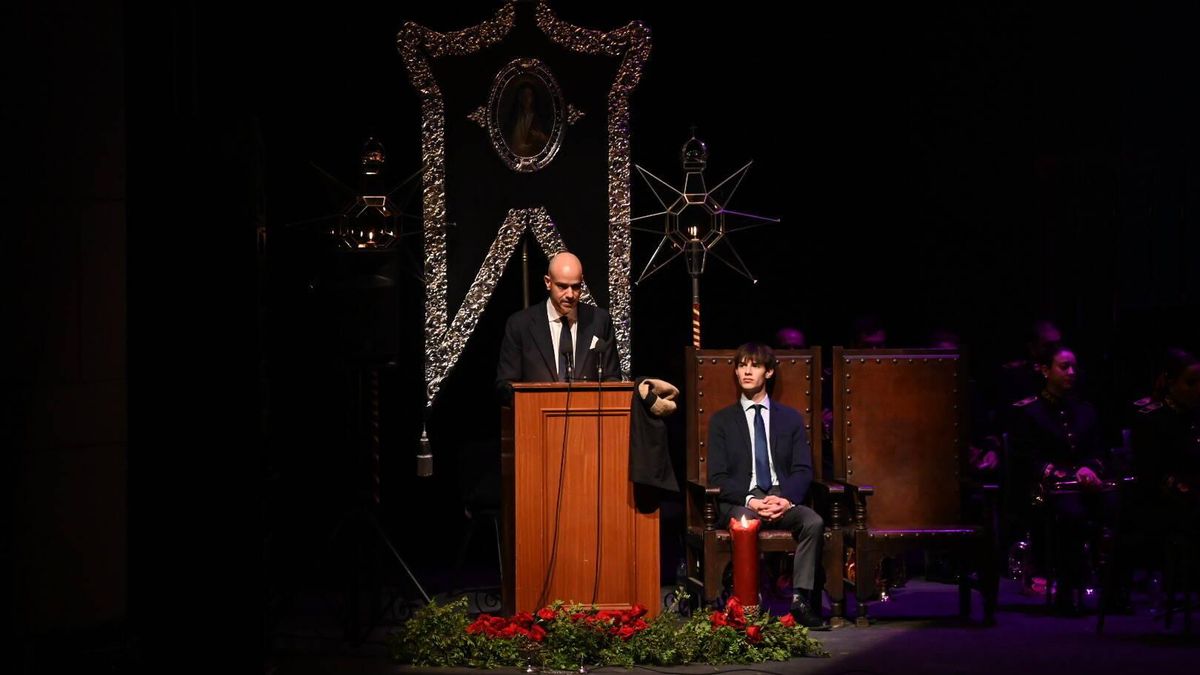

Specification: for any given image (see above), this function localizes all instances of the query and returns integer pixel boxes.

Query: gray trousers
[720,503,824,592]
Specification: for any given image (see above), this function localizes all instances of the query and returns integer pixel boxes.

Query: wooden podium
[501,382,660,617]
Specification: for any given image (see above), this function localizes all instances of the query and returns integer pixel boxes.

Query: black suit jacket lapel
[574,304,595,378]
[769,405,784,476]
[736,403,755,472]
[528,304,557,378]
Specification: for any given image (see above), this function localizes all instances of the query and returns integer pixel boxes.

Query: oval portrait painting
[488,59,565,173]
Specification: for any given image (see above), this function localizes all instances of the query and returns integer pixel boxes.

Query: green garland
[388,593,827,669]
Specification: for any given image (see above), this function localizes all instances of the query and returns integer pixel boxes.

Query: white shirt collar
[740,393,771,411]
[545,297,573,324]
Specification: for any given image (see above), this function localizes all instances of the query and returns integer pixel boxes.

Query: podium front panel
[501,383,658,616]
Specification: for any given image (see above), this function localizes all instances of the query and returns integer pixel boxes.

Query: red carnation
[746,625,763,643]
[779,613,797,628]
[596,610,621,622]
[536,607,556,622]
[466,615,488,635]
[729,602,746,623]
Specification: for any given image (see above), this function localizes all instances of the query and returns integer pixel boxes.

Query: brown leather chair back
[832,347,965,530]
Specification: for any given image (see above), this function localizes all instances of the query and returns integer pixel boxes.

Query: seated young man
[706,342,828,629]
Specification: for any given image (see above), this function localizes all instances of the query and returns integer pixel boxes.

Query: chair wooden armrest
[810,479,845,498]
[839,481,875,498]
[839,482,875,500]
[839,482,875,529]
[704,487,721,530]
[684,479,723,531]
[809,479,846,528]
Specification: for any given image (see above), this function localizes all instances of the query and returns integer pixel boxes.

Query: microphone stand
[591,345,605,602]
[538,350,575,607]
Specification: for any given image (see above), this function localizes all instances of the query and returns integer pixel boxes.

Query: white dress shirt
[545,298,578,366]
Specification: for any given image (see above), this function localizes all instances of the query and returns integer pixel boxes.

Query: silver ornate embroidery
[566,104,586,126]
[399,1,648,404]
[433,207,594,394]
[466,106,489,128]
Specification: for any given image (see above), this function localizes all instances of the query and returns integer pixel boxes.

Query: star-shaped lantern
[632,133,779,346]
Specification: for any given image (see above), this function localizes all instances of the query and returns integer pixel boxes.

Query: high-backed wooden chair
[831,347,997,625]
[683,347,847,625]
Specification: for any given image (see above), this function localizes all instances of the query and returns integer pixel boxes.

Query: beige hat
[638,378,680,418]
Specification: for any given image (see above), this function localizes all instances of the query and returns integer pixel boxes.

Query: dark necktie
[558,316,573,381]
[752,404,772,491]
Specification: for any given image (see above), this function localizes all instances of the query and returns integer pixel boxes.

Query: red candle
[729,515,760,608]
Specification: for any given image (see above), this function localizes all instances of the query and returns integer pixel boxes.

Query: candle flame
[740,515,750,528]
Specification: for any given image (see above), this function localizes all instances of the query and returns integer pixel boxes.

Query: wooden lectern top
[510,381,634,391]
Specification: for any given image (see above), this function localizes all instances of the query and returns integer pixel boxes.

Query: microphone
[562,347,574,382]
[590,337,610,381]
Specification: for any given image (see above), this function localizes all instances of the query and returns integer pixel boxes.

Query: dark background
[6,0,1197,671]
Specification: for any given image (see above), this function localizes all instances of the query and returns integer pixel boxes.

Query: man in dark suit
[495,251,621,401]
[708,342,828,629]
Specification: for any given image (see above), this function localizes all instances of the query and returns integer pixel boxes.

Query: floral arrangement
[388,593,826,669]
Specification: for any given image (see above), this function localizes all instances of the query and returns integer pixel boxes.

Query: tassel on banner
[416,425,433,477]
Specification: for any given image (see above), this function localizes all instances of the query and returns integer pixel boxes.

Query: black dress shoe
[790,600,831,631]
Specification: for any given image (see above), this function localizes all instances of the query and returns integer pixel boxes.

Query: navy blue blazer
[706,399,813,508]
[495,301,621,401]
